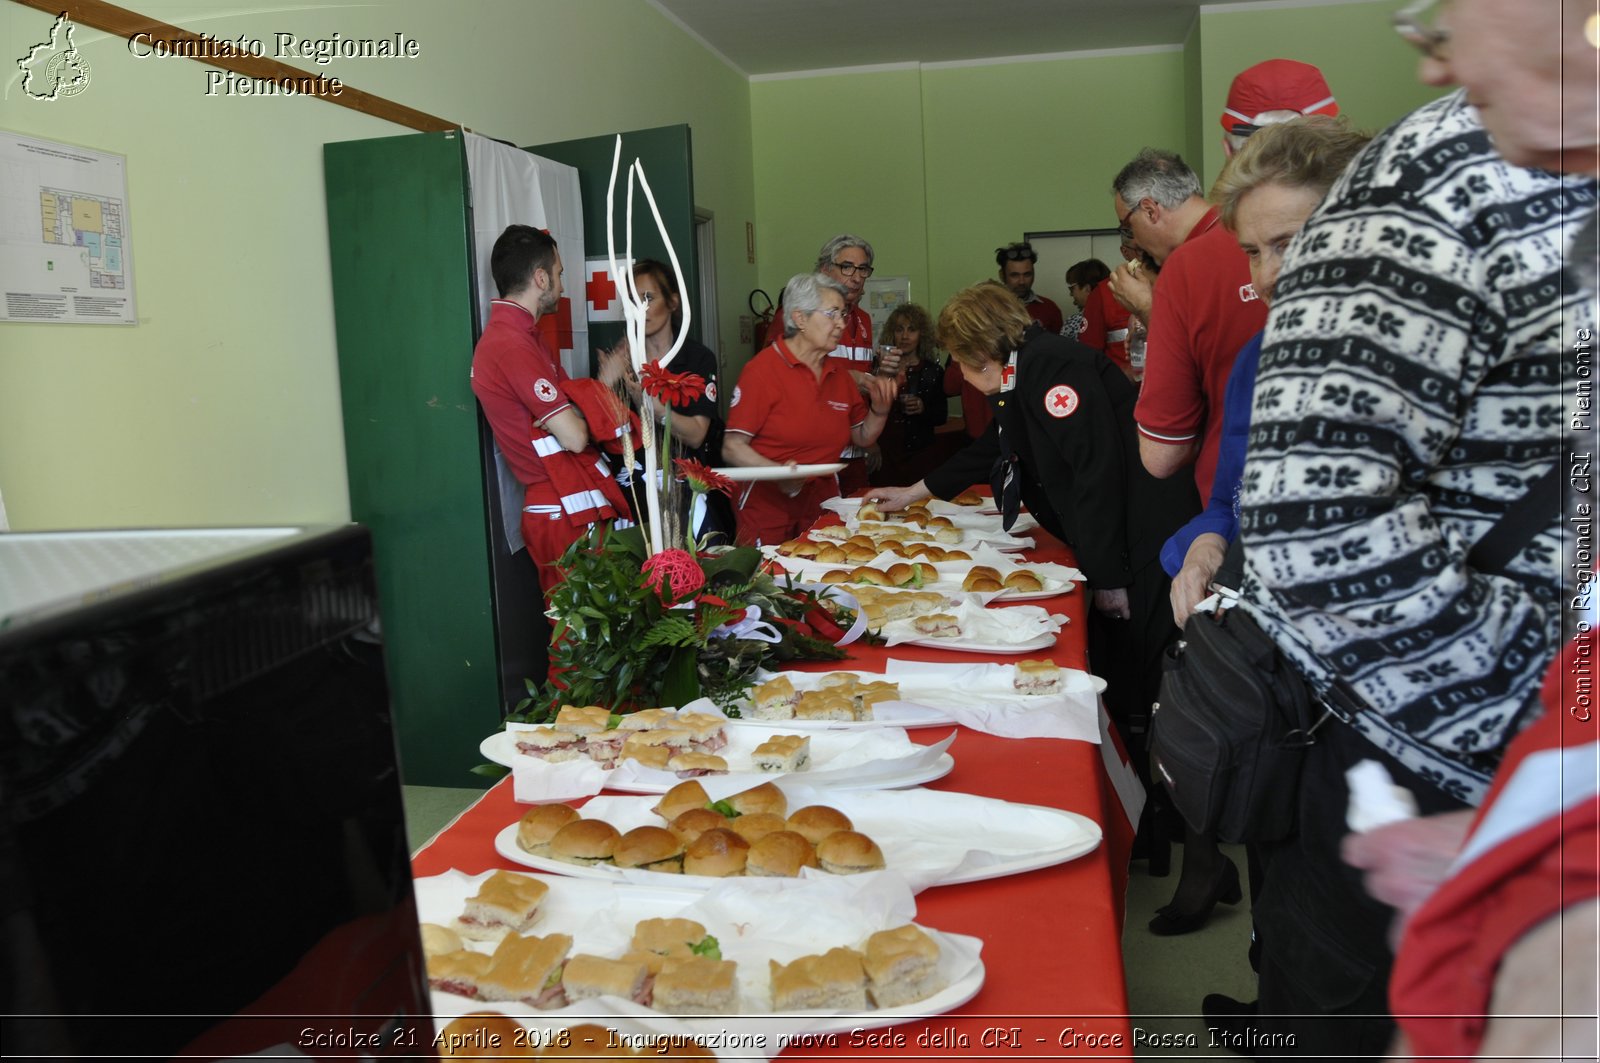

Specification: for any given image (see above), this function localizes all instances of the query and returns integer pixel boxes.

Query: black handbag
[1150,464,1562,844]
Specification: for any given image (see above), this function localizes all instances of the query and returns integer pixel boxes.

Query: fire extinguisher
[748,288,774,356]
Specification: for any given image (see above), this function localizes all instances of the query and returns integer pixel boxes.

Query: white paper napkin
[878,598,1065,648]
[880,659,1102,742]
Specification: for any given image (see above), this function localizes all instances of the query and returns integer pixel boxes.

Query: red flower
[695,593,729,609]
[640,361,706,406]
[674,458,736,496]
[641,548,706,603]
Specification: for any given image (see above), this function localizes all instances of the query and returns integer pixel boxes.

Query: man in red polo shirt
[470,225,631,593]
[996,241,1064,334]
[1111,149,1267,499]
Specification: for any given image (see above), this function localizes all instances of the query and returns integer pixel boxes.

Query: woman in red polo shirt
[723,272,897,546]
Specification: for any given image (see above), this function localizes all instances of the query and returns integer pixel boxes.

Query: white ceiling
[648,0,1361,78]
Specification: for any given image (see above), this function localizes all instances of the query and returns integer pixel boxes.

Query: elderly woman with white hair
[723,272,897,546]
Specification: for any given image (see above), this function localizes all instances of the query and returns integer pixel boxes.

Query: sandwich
[951,489,983,506]
[1003,570,1043,592]
[787,539,823,559]
[553,704,612,735]
[560,953,651,1006]
[620,727,698,758]
[612,825,686,874]
[745,829,820,877]
[420,923,464,958]
[907,498,930,510]
[682,827,749,877]
[818,672,861,689]
[618,738,673,772]
[1013,658,1065,695]
[668,752,729,779]
[795,692,857,722]
[515,803,581,856]
[786,804,854,846]
[816,830,886,875]
[652,955,739,1015]
[901,510,931,527]
[547,818,621,867]
[818,568,852,584]
[933,526,964,544]
[943,550,972,561]
[668,807,730,846]
[863,924,944,1007]
[727,811,790,844]
[654,779,711,822]
[477,931,573,1008]
[926,515,955,529]
[912,613,961,638]
[886,562,929,587]
[455,870,550,941]
[434,1013,536,1057]
[751,734,811,773]
[630,917,718,962]
[752,676,799,721]
[814,544,849,564]
[512,725,588,764]
[843,544,878,563]
[808,525,852,541]
[769,947,868,1011]
[673,712,729,753]
[857,501,885,521]
[616,708,675,732]
[962,572,1003,592]
[853,681,900,714]
[726,781,788,818]
[427,949,495,999]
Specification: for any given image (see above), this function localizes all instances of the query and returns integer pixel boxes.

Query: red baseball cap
[1221,59,1339,133]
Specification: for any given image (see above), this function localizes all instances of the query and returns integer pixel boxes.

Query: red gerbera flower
[640,361,706,406]
[641,548,706,603]
[674,458,737,496]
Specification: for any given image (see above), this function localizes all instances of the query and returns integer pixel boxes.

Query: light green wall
[0,0,755,530]
[1196,0,1444,186]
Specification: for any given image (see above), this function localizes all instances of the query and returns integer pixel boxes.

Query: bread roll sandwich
[512,725,588,764]
[751,734,811,773]
[630,917,719,963]
[561,953,651,1006]
[477,931,573,1008]
[728,811,789,844]
[818,672,860,689]
[912,613,961,638]
[818,568,852,584]
[795,692,857,721]
[615,707,674,732]
[857,501,886,521]
[900,509,931,527]
[769,947,868,1011]
[428,949,495,999]
[933,527,964,544]
[618,737,673,771]
[455,869,550,941]
[668,807,728,846]
[613,826,686,874]
[1013,658,1064,695]
[726,781,788,818]
[951,489,983,506]
[420,923,465,958]
[653,780,710,822]
[515,804,582,856]
[943,549,972,561]
[745,829,819,877]
[553,704,611,735]
[752,676,798,720]
[816,830,886,874]
[547,819,621,867]
[1003,570,1043,592]
[683,827,749,877]
[653,955,738,1015]
[815,544,848,564]
[863,923,944,1007]
[434,1012,535,1057]
[885,561,926,587]
[787,539,822,559]
[786,804,854,845]
[668,752,729,779]
[673,712,729,753]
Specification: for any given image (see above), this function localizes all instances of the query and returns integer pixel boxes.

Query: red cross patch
[705,380,717,402]
[1045,385,1079,418]
[533,378,558,403]
[730,385,742,408]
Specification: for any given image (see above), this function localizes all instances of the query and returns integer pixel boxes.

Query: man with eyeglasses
[765,234,896,494]
[995,242,1065,334]
[1223,2,1599,1058]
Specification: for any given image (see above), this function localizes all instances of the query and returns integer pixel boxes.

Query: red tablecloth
[413,512,1137,1058]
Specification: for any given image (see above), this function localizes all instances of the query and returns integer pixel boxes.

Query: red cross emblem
[533,378,558,403]
[705,380,717,402]
[1045,385,1079,418]
[587,270,617,310]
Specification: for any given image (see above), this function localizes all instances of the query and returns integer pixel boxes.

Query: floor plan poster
[0,131,135,325]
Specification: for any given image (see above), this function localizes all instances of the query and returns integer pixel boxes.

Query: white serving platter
[713,463,843,482]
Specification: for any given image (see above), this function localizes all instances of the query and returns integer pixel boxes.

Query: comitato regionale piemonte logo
[18,12,92,101]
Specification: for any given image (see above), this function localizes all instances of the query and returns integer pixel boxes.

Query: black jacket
[926,327,1195,588]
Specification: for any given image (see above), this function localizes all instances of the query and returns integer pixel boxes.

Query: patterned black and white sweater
[1238,90,1598,804]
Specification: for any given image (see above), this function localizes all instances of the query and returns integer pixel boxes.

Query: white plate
[712,463,844,482]
[494,784,1101,892]
[897,630,1058,654]
[481,729,956,794]
[417,870,986,1042]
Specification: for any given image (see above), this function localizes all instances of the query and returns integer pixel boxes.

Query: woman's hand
[902,394,924,415]
[866,482,930,512]
[1092,587,1131,620]
[1171,533,1228,627]
[864,374,898,415]
[1342,810,1476,949]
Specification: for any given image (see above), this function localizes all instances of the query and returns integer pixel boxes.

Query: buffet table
[413,514,1137,1058]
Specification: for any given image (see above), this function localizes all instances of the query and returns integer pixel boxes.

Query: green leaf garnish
[708,799,740,818]
[690,935,721,960]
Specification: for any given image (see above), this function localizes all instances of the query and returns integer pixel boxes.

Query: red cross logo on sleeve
[533,378,558,403]
[1045,385,1079,418]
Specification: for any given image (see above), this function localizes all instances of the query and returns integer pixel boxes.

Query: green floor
[401,786,1256,1058]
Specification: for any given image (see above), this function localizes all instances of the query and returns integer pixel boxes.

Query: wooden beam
[16,0,460,132]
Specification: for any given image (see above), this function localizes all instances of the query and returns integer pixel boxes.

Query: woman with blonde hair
[871,302,949,486]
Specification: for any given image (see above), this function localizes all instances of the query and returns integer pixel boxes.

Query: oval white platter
[712,463,844,482]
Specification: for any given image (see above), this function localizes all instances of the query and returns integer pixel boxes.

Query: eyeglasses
[813,307,848,321]
[1393,0,1449,61]
[996,244,1035,261]
[1117,203,1141,239]
[830,260,874,278]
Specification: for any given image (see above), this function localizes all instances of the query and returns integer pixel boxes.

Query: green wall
[0,0,756,530]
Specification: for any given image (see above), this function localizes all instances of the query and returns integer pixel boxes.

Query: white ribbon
[709,605,783,644]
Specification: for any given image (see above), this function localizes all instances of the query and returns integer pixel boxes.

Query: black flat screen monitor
[0,525,433,1059]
